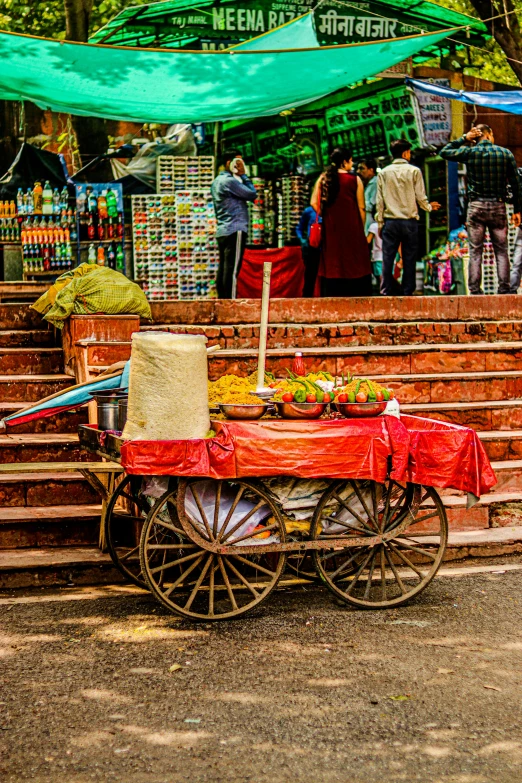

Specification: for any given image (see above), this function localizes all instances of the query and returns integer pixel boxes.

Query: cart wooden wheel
[139,479,287,621]
[104,475,153,589]
[311,480,448,609]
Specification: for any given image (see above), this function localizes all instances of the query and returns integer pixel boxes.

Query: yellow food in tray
[208,372,271,406]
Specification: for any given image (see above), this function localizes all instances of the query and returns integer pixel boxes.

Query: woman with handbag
[311,147,372,297]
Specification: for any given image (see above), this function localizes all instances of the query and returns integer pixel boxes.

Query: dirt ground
[1,560,521,783]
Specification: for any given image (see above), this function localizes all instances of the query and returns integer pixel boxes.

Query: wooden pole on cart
[256,261,272,393]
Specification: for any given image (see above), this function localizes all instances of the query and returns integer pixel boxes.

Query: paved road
[1,562,521,783]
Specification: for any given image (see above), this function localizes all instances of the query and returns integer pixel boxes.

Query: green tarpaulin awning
[0,26,456,124]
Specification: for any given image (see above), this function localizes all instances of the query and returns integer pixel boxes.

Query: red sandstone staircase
[2,296,522,588]
[0,305,108,588]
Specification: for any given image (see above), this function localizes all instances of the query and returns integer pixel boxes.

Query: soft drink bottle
[107,242,116,269]
[16,189,23,214]
[33,182,43,214]
[52,189,60,214]
[60,186,69,211]
[87,187,97,215]
[88,244,96,264]
[97,245,105,265]
[87,215,95,240]
[42,181,53,215]
[116,244,125,272]
[77,188,87,217]
[25,188,34,214]
[106,189,118,218]
[97,222,105,241]
[97,191,108,220]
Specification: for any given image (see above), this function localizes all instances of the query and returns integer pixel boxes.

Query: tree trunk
[468,0,522,84]
[63,0,108,170]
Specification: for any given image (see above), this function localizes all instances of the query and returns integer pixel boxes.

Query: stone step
[0,546,120,588]
[439,492,522,531]
[149,294,522,326]
[149,320,522,349]
[0,374,72,403]
[477,431,522,461]
[0,304,50,331]
[0,347,63,375]
[0,472,98,507]
[401,400,522,431]
[0,433,84,464]
[205,341,522,377]
[0,504,102,549]
[2,527,522,588]
[0,329,55,348]
[0,402,87,433]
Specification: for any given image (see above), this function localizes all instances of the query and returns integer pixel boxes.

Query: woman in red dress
[312,148,372,296]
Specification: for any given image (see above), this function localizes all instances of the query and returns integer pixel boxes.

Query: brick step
[0,374,72,402]
[149,321,522,349]
[0,347,63,375]
[149,294,522,326]
[2,527,522,588]
[0,402,87,433]
[0,433,84,463]
[0,329,55,348]
[0,304,50,331]
[205,341,522,377]
[477,430,522,461]
[0,504,102,549]
[439,492,522,531]
[0,546,120,588]
[401,400,522,431]
[0,472,98,507]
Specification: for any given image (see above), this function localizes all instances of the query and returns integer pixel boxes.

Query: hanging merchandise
[281,175,307,245]
[157,157,214,192]
[247,178,266,247]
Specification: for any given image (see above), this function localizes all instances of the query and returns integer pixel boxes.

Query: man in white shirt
[377,139,440,296]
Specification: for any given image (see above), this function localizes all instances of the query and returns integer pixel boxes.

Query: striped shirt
[440,137,522,213]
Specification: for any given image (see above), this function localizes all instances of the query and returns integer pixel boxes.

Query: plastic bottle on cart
[77,188,87,217]
[60,186,69,211]
[107,242,116,269]
[16,189,23,214]
[42,181,53,215]
[87,187,97,215]
[52,189,61,214]
[87,243,96,264]
[87,215,95,240]
[24,189,33,214]
[292,352,305,377]
[33,182,43,214]
[97,245,105,265]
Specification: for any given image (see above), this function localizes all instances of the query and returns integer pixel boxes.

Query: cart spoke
[329,548,364,579]
[363,549,377,600]
[191,484,213,541]
[345,549,375,595]
[384,545,407,595]
[380,547,387,601]
[225,558,260,598]
[219,499,267,544]
[229,554,277,577]
[218,555,238,611]
[117,545,140,562]
[322,515,374,536]
[208,556,215,617]
[393,539,438,561]
[381,480,396,533]
[349,480,378,530]
[146,543,197,550]
[227,521,279,546]
[150,550,201,575]
[184,555,214,611]
[164,554,205,597]
[383,486,408,531]
[212,481,222,537]
[332,491,376,534]
[217,486,245,542]
[407,511,440,526]
[388,541,427,580]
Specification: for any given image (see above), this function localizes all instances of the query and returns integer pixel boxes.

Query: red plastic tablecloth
[120,415,497,497]
[236,246,304,298]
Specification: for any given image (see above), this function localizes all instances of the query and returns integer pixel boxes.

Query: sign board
[116,0,460,50]
[325,85,421,159]
[413,79,452,147]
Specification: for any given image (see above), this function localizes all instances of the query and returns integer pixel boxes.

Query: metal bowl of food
[274,401,328,420]
[335,401,388,418]
[218,403,269,420]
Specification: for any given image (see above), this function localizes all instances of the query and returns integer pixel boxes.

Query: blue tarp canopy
[407,77,522,116]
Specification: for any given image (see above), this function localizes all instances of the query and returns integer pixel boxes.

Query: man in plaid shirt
[441,124,522,295]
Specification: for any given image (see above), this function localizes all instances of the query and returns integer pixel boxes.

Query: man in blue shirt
[211,149,257,298]
[296,205,321,296]
[357,158,378,233]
